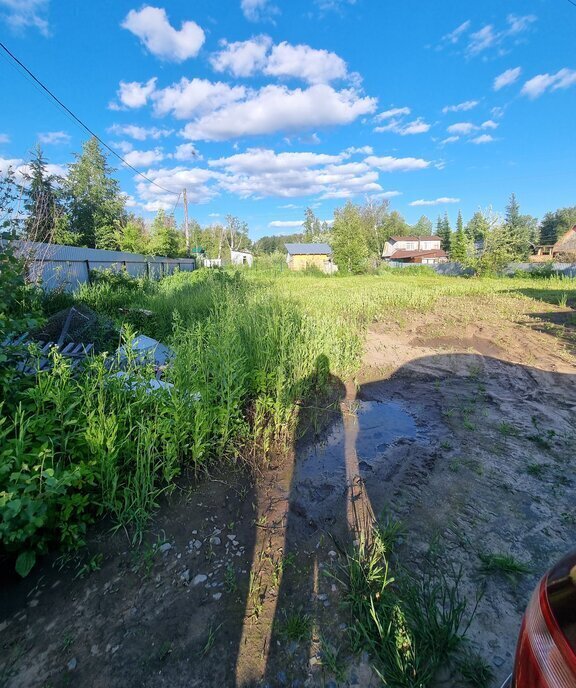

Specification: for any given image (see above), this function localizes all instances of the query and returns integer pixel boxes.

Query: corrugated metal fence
[1,240,196,291]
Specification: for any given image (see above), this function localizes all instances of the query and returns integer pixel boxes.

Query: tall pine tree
[23,144,59,243]
[437,212,451,252]
[66,137,126,248]
[450,210,468,262]
[503,193,535,259]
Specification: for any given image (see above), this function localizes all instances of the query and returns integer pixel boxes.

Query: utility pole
[183,188,190,257]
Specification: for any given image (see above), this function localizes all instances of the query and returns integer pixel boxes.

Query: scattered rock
[210,536,222,546]
[192,574,207,586]
[193,539,202,549]
[309,656,321,667]
[227,534,236,541]
[328,550,337,558]
[159,543,172,554]
[67,658,77,671]
[179,569,190,583]
[212,592,222,601]
[316,593,328,602]
[494,656,505,667]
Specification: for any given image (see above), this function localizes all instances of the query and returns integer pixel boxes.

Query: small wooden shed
[284,243,336,273]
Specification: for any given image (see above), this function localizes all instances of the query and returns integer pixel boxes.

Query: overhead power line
[0,40,179,196]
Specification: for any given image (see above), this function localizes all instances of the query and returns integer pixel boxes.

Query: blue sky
[0,0,574,239]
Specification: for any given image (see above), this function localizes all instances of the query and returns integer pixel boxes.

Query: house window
[406,242,416,250]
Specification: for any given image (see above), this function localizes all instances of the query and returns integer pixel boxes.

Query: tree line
[256,196,576,274]
[0,138,250,259]
[2,137,575,270]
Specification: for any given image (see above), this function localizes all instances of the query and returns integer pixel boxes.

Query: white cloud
[135,166,218,209]
[210,35,272,77]
[38,131,71,145]
[467,25,497,56]
[494,67,522,91]
[174,143,200,161]
[268,220,303,227]
[375,117,431,135]
[0,156,24,175]
[121,6,205,62]
[181,84,376,141]
[0,133,10,144]
[507,14,537,35]
[364,155,431,172]
[152,78,246,119]
[207,147,382,199]
[410,197,460,207]
[440,136,460,145]
[467,14,536,57]
[521,68,576,99]
[0,0,49,36]
[441,15,536,57]
[210,36,349,84]
[442,100,478,114]
[447,122,477,135]
[241,0,278,22]
[446,120,497,138]
[111,77,157,109]
[470,134,494,144]
[264,41,348,83]
[123,148,165,167]
[374,107,411,121]
[107,124,173,141]
[278,203,300,209]
[315,0,357,11]
[345,145,373,155]
[209,148,344,174]
[441,20,471,45]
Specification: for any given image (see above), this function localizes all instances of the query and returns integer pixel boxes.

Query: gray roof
[285,242,332,255]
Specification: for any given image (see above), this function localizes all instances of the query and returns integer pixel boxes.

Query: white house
[382,235,447,264]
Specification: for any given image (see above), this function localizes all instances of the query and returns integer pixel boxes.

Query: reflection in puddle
[293,401,419,518]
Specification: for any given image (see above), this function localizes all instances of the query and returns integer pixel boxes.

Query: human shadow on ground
[259,351,576,687]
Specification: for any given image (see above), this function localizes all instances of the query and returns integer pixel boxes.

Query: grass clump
[478,553,530,581]
[457,650,495,688]
[279,609,311,642]
[337,517,481,687]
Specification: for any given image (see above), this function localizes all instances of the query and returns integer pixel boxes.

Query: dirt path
[2,303,576,688]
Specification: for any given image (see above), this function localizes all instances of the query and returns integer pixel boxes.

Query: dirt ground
[1,296,576,688]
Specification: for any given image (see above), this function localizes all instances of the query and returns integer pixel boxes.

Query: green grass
[457,650,495,688]
[279,609,311,642]
[478,553,531,581]
[336,517,481,687]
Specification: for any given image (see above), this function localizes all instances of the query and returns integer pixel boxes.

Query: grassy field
[2,263,576,686]
[2,265,574,578]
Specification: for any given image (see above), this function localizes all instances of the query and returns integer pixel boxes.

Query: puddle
[292,400,419,518]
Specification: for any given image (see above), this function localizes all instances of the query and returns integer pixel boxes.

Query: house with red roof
[382,235,448,264]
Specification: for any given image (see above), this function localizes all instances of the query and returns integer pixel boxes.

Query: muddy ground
[1,296,576,688]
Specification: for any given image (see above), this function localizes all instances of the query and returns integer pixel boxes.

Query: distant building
[531,226,576,263]
[230,250,254,267]
[382,235,447,264]
[285,243,337,273]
